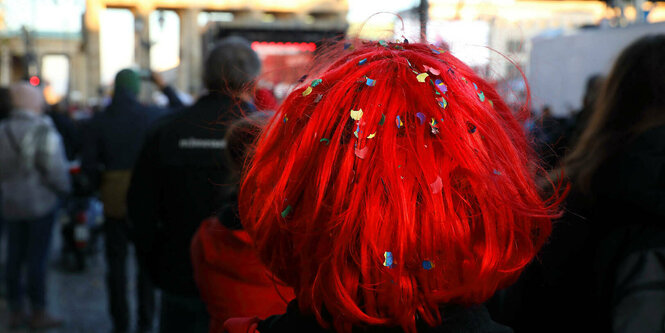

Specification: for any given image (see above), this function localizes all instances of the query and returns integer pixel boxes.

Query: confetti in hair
[350,109,363,121]
[422,260,434,270]
[416,112,426,125]
[395,115,404,128]
[416,73,429,82]
[384,251,394,267]
[240,39,560,333]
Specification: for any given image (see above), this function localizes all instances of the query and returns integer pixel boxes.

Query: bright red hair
[239,40,557,332]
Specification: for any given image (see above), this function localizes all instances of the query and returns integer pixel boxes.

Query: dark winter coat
[82,87,183,182]
[127,92,255,296]
[488,125,665,333]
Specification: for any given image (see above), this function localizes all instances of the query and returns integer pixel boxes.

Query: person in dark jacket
[127,36,261,333]
[47,101,82,161]
[0,86,11,287]
[82,69,183,333]
[488,34,665,333]
[190,114,295,332]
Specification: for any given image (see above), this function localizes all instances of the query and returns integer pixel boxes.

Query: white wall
[529,22,665,116]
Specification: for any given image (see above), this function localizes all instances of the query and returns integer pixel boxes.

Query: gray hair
[204,36,261,93]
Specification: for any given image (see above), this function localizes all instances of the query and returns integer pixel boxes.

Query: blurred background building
[0,0,664,113]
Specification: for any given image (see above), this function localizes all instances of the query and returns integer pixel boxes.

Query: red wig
[239,40,557,332]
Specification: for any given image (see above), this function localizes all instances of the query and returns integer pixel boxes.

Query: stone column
[0,41,10,86]
[84,0,102,104]
[134,3,153,102]
[178,7,202,96]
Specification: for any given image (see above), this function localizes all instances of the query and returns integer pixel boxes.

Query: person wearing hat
[81,69,183,333]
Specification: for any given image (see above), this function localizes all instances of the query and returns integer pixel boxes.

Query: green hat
[114,69,140,96]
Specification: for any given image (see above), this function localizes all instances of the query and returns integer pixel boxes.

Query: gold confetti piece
[302,86,312,96]
[367,132,376,139]
[350,109,363,121]
[416,73,429,82]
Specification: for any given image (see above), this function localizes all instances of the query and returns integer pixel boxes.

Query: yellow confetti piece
[416,73,429,82]
[302,86,312,96]
[367,132,376,139]
[350,109,363,121]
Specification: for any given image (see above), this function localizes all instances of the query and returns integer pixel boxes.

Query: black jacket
[258,300,512,333]
[127,93,254,296]
[82,87,183,187]
[488,126,665,333]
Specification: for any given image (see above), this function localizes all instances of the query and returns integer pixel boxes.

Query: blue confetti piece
[378,40,388,47]
[383,251,394,268]
[344,42,352,49]
[437,97,447,109]
[435,79,448,94]
[416,112,426,125]
[430,47,440,55]
[473,82,478,90]
[422,260,434,270]
[478,91,485,102]
[396,115,403,129]
[358,58,367,65]
[311,79,322,87]
[467,122,477,134]
[365,77,376,86]
[493,169,501,175]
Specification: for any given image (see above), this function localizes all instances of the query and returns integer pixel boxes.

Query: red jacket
[191,217,294,333]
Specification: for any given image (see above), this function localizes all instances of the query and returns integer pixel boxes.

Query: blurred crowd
[0,33,663,333]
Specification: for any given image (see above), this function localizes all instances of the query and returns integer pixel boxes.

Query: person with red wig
[226,39,559,333]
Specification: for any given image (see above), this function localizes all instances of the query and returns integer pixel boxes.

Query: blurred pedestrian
[225,39,558,333]
[568,74,605,148]
[489,34,665,333]
[0,86,11,297]
[47,100,82,162]
[190,114,294,332]
[81,69,183,333]
[0,82,70,329]
[128,36,260,333]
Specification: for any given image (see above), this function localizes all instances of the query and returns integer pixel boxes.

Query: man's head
[10,82,43,114]
[114,69,140,96]
[203,36,261,95]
